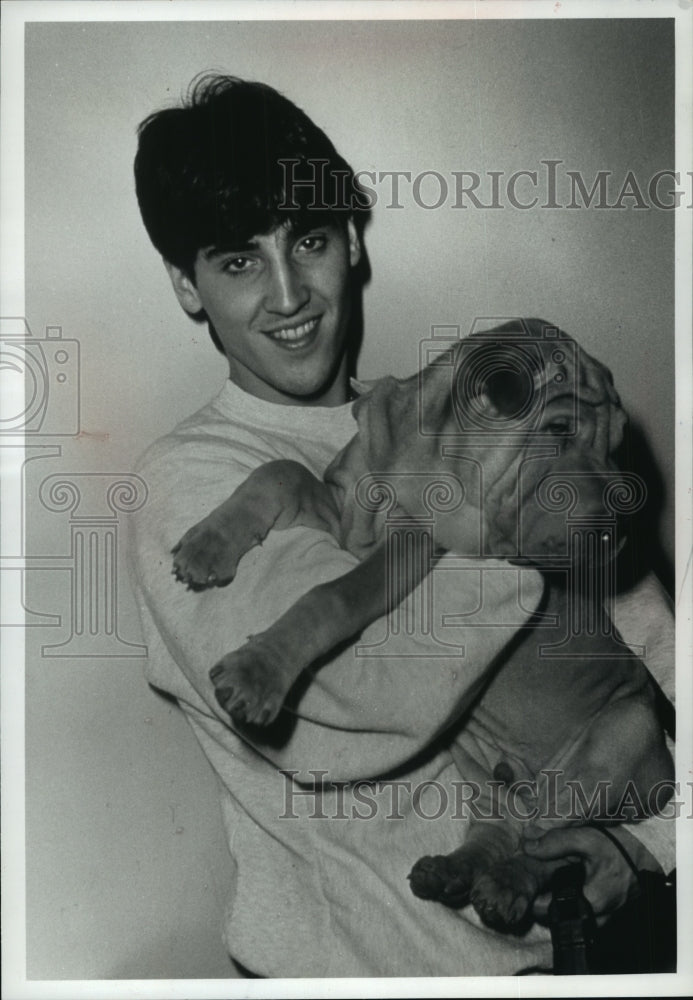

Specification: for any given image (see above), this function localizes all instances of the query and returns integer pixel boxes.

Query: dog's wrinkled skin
[172,320,673,932]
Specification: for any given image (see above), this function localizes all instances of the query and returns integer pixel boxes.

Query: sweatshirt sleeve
[608,571,677,874]
[130,439,545,782]
[610,569,675,703]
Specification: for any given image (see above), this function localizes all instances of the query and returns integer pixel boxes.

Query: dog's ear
[349,377,379,397]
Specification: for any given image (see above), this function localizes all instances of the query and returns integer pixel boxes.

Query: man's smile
[263,316,321,347]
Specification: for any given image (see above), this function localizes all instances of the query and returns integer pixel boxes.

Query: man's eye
[222,256,254,274]
[296,234,327,253]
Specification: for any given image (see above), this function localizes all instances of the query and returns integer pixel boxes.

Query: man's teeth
[267,318,318,341]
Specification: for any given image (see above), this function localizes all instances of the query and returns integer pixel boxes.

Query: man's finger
[532,890,553,921]
[524,827,595,860]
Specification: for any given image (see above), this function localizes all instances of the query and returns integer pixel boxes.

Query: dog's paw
[470,860,537,932]
[171,517,244,590]
[210,641,290,726]
[408,854,476,908]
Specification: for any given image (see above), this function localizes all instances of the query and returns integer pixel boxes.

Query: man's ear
[164,261,204,316]
[347,218,361,268]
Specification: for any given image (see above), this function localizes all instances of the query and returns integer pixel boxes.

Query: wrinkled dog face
[345,319,635,566]
[439,322,630,564]
[346,320,631,565]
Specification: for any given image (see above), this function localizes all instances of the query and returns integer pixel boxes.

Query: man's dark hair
[134,73,366,277]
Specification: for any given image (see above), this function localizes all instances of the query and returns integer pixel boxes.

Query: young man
[129,75,675,977]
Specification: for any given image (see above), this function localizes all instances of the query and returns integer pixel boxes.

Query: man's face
[166,220,361,406]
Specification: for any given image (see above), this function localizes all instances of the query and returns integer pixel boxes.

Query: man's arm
[608,570,677,875]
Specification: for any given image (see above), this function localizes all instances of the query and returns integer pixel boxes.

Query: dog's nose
[568,525,624,567]
[516,464,633,568]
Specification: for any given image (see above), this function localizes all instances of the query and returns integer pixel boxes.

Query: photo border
[2,1,691,997]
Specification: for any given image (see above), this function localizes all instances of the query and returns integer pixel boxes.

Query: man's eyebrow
[292,220,335,238]
[201,240,259,260]
[200,222,336,261]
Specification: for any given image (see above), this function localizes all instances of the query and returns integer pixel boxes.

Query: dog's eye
[546,418,572,435]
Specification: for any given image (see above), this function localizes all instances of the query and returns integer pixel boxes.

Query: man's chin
[279,380,344,406]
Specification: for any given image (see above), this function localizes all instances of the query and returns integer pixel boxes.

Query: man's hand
[524,825,659,924]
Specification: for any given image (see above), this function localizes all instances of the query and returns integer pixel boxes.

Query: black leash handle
[548,826,638,974]
[548,862,598,975]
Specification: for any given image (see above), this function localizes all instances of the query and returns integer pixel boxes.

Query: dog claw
[409,853,478,909]
[208,640,291,727]
[171,560,232,590]
[214,683,259,727]
[470,865,535,931]
[441,877,472,906]
[170,514,247,590]
[214,685,235,710]
[230,700,247,721]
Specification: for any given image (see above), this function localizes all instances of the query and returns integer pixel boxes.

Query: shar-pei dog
[171,318,673,932]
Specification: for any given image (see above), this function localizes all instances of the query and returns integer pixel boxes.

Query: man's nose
[263,259,310,315]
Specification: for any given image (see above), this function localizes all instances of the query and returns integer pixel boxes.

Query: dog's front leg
[211,528,436,725]
[172,459,341,588]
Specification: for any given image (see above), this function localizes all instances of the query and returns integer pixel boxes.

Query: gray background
[24,17,674,978]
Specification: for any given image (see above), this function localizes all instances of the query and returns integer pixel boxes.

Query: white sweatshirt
[129,379,674,978]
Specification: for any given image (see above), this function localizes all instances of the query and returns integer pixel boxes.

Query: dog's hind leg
[409,789,563,932]
[409,814,528,914]
[172,459,341,589]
